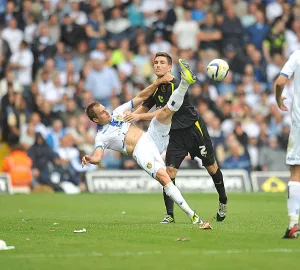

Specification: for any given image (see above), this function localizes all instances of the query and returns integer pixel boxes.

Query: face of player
[154,56,171,78]
[93,104,112,125]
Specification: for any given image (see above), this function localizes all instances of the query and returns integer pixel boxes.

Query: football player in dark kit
[124,52,228,223]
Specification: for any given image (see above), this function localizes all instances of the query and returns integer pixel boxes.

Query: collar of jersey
[97,117,123,131]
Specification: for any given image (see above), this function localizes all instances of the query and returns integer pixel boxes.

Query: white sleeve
[113,100,134,116]
[280,51,300,79]
[94,134,108,150]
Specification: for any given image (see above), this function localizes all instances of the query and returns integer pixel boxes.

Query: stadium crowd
[0,0,298,191]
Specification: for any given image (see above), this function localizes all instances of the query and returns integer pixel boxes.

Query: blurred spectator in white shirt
[9,41,34,88]
[2,17,24,54]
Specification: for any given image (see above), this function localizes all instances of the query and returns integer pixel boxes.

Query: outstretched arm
[82,147,104,167]
[274,74,289,111]
[131,73,173,109]
[124,106,163,122]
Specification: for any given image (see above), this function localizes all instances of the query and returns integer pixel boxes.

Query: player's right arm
[124,106,163,122]
[274,51,298,111]
[132,73,173,108]
[82,147,104,167]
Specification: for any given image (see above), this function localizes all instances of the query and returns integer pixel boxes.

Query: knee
[167,166,177,179]
[156,168,171,186]
[159,106,172,119]
[206,162,218,175]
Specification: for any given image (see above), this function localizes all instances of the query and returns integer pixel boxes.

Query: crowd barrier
[0,170,291,194]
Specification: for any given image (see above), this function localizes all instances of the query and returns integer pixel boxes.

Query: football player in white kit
[274,50,300,238]
[82,59,205,224]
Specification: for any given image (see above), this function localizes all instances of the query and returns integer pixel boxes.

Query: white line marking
[3,249,300,259]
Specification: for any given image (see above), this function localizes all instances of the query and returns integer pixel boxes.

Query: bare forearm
[275,83,284,103]
[137,109,162,121]
[89,156,101,165]
[138,81,160,100]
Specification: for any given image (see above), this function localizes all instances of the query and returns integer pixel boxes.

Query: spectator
[127,0,145,29]
[247,9,269,51]
[1,17,23,54]
[85,5,106,50]
[199,11,222,60]
[172,9,199,51]
[85,58,120,108]
[46,118,67,152]
[69,0,88,26]
[220,6,245,52]
[191,0,206,25]
[31,23,56,77]
[48,14,61,44]
[61,14,85,48]
[222,141,252,175]
[56,134,80,186]
[149,31,171,55]
[27,132,63,192]
[259,136,288,171]
[3,133,33,188]
[0,25,12,79]
[106,7,132,45]
[9,40,34,89]
[0,69,23,101]
[262,16,286,63]
[68,113,95,154]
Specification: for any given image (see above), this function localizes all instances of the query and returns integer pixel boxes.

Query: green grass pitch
[0,193,299,270]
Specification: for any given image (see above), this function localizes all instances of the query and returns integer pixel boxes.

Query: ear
[93,118,98,123]
[168,65,172,72]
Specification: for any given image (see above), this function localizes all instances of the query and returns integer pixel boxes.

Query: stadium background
[0,0,299,194]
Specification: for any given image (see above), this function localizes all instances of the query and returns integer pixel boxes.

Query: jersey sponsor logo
[146,162,152,169]
[158,95,164,103]
[199,146,207,157]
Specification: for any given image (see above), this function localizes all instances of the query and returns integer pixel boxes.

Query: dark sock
[211,169,227,204]
[163,178,175,218]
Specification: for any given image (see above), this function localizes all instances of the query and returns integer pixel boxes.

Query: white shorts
[147,117,170,154]
[133,132,166,179]
[286,124,300,165]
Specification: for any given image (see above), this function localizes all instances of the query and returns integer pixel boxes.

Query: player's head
[154,52,172,78]
[85,102,112,125]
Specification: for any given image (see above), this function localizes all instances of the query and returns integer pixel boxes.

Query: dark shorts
[166,117,215,169]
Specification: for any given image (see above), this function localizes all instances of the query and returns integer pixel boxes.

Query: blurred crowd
[0,0,298,191]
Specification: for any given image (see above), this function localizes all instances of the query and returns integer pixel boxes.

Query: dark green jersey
[142,78,199,129]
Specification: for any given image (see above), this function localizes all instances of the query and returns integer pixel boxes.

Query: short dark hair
[154,52,172,65]
[85,102,100,122]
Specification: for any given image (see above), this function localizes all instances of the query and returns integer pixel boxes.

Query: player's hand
[123,111,140,123]
[276,96,288,111]
[157,73,174,84]
[82,155,92,168]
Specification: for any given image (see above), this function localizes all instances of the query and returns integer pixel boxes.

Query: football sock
[287,181,300,229]
[163,178,175,218]
[211,168,228,204]
[167,79,189,112]
[178,78,190,93]
[163,181,194,218]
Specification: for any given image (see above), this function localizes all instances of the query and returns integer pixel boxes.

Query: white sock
[167,79,189,112]
[177,78,190,94]
[287,181,300,229]
[163,182,194,218]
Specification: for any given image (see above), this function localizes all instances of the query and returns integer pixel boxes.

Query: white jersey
[94,101,134,155]
[280,50,300,126]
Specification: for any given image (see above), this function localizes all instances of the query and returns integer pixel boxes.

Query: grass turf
[0,193,299,270]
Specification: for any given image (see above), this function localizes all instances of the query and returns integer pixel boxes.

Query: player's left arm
[132,73,174,108]
[82,147,104,167]
[274,51,298,111]
[274,74,289,111]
